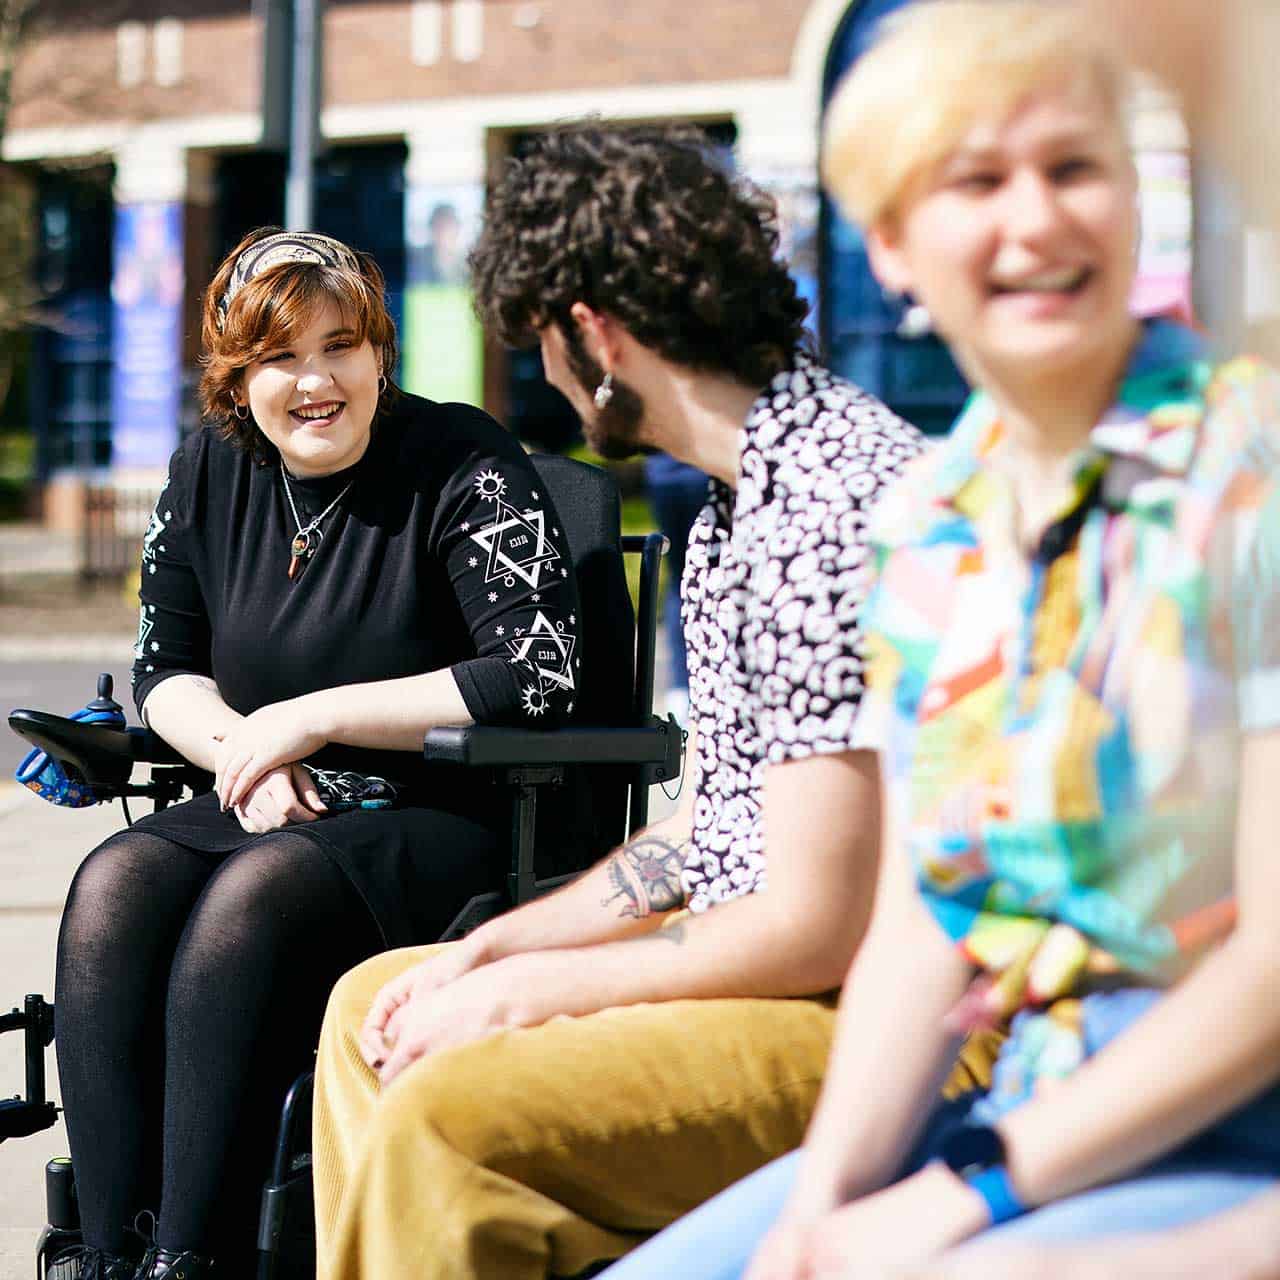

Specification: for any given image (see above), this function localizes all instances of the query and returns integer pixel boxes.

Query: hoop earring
[593,372,614,411]
[378,373,388,395]
[232,400,250,421]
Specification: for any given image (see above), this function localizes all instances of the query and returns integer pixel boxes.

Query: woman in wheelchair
[53,228,578,1279]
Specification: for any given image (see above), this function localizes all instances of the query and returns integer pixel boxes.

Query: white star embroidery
[569,613,576,624]
[560,567,568,577]
[531,490,539,500]
[468,499,561,588]
[531,593,541,602]
[504,610,577,694]
[468,556,478,568]
[461,521,471,532]
[495,625,505,636]
[488,591,498,603]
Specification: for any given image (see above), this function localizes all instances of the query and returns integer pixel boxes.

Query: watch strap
[965,1165,1027,1225]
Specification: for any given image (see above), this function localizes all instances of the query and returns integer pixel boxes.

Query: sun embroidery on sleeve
[473,469,507,501]
[467,468,562,590]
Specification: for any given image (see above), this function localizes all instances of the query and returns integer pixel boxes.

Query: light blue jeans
[597,1150,1277,1280]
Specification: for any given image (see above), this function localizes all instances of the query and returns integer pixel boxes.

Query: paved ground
[0,787,120,1278]
[0,567,681,1278]
[0,572,141,1275]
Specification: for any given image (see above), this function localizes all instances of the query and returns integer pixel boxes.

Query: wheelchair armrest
[9,709,182,790]
[424,718,683,783]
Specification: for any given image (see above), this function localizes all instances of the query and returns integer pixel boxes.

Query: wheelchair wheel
[37,1225,85,1279]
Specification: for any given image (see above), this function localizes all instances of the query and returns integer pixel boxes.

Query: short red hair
[199,227,399,462]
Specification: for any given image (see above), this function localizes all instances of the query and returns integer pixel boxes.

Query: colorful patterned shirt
[853,322,1280,1006]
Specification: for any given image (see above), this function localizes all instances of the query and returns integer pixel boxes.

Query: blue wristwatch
[938,1123,1027,1226]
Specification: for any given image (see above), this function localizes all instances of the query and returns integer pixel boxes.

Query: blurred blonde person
[598,5,1280,1278]
[1085,0,1280,367]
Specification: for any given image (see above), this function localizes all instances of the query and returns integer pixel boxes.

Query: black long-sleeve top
[131,393,580,795]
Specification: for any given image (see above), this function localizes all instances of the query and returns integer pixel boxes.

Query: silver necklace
[280,464,355,581]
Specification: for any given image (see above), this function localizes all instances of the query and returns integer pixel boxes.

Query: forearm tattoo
[601,835,691,919]
[649,919,687,946]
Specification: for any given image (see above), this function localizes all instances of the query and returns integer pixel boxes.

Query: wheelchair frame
[5,521,682,1279]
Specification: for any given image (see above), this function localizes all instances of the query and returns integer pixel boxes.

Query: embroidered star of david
[133,609,154,660]
[469,499,561,589]
[507,610,576,694]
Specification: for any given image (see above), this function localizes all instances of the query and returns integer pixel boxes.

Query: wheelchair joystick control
[87,673,124,718]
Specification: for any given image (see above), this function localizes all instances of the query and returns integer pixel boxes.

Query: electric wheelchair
[3,453,684,1278]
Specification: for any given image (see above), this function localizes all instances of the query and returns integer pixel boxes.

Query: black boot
[50,1244,137,1280]
[133,1247,216,1279]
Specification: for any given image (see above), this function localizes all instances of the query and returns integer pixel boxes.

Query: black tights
[55,828,383,1264]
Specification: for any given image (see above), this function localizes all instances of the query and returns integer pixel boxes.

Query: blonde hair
[822,0,1133,228]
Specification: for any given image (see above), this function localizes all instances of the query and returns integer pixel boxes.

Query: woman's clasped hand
[212,696,328,817]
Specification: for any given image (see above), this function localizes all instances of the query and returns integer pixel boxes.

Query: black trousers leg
[55,829,216,1251]
[156,831,382,1264]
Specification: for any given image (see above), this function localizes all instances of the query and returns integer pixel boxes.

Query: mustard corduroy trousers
[313,944,996,1280]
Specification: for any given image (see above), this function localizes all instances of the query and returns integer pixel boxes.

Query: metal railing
[82,486,159,582]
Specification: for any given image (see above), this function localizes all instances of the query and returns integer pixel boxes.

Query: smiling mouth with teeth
[291,401,345,423]
[990,267,1091,295]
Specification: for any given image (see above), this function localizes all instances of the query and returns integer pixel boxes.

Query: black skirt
[131,784,507,947]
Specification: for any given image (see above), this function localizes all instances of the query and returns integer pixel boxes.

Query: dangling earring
[233,399,250,421]
[896,297,933,340]
[378,372,388,395]
[593,372,614,410]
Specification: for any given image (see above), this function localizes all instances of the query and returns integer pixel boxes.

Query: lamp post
[285,0,321,230]
[258,0,323,231]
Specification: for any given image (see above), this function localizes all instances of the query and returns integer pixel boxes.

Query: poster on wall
[1132,150,1194,322]
[404,183,485,404]
[110,201,184,471]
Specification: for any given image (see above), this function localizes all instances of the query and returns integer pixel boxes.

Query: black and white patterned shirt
[680,354,925,912]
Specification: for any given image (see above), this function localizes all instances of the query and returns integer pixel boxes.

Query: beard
[563,330,649,460]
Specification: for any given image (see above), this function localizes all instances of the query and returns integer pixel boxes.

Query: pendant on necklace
[288,529,314,581]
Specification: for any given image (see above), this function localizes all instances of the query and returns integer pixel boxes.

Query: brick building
[5,0,1198,522]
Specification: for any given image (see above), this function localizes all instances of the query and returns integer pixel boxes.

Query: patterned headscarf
[216,231,362,332]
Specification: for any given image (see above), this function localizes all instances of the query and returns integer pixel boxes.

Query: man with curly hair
[312,123,942,1280]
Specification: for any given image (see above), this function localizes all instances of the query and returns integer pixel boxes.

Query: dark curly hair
[469,123,809,387]
[199,227,399,463]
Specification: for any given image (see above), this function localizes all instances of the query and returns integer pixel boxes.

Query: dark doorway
[32,166,115,476]
[214,141,407,371]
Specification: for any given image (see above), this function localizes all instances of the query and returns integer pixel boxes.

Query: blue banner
[111,201,184,469]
